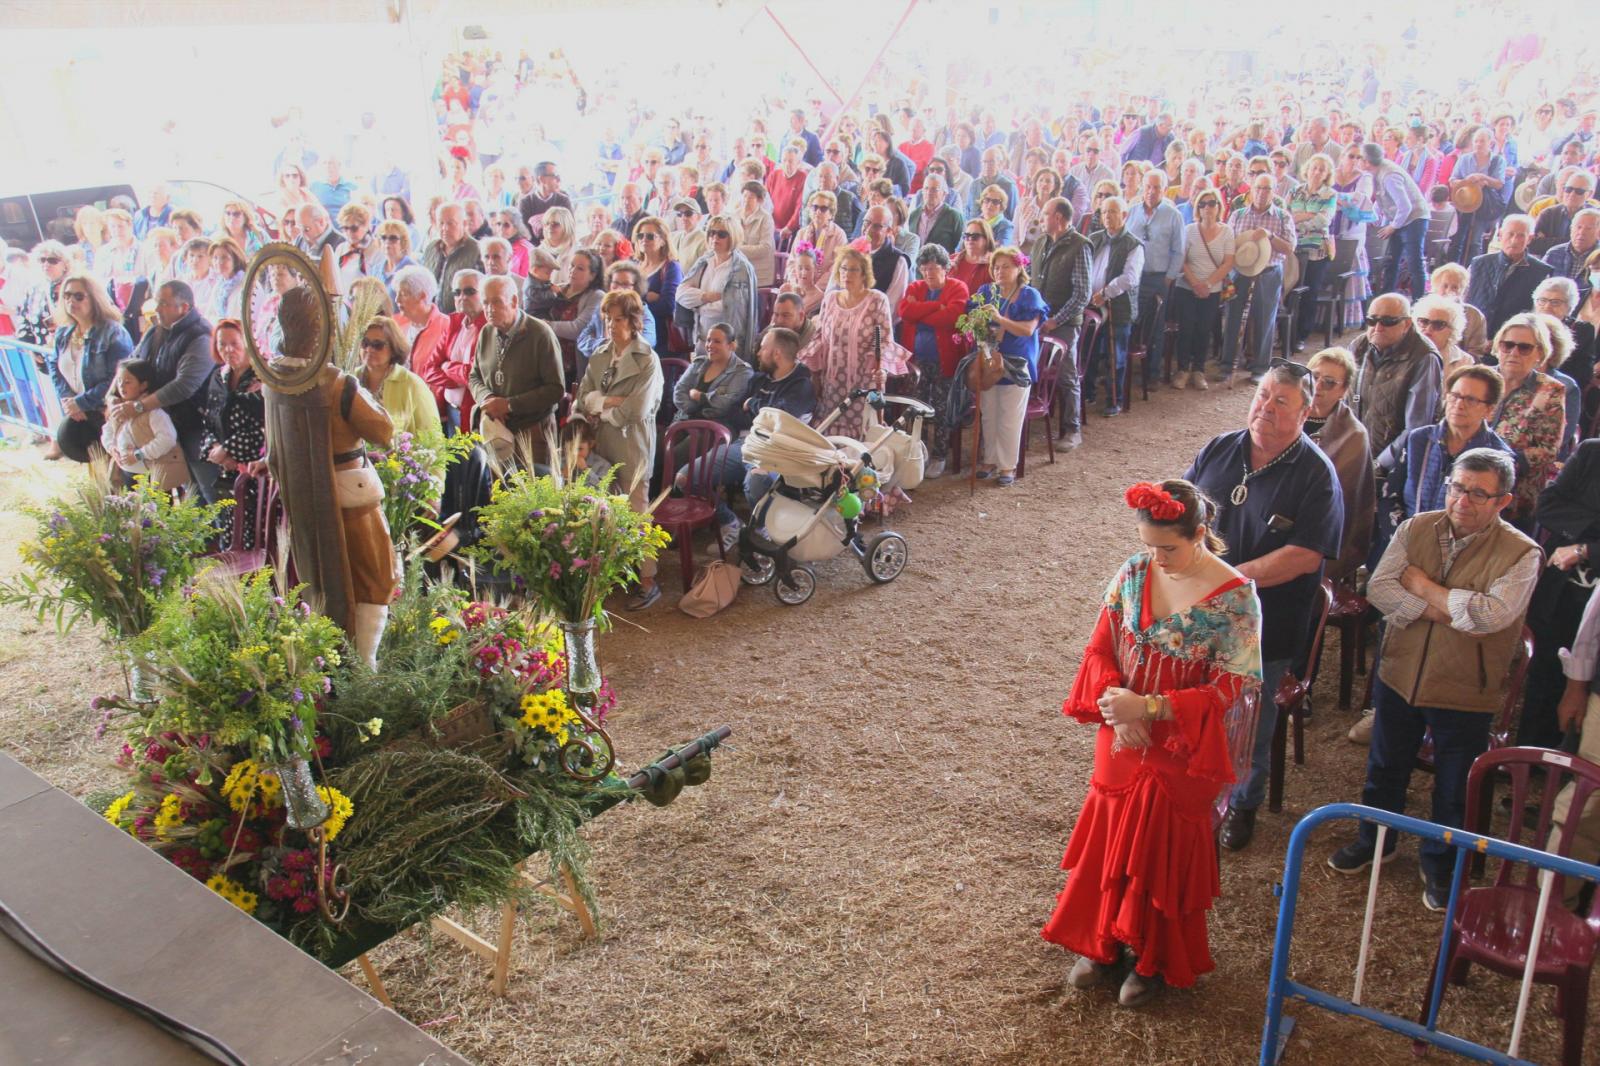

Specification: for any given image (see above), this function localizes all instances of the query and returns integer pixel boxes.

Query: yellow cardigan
[364,364,443,441]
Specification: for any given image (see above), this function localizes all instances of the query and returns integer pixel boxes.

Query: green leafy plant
[473,469,671,625]
[133,570,345,764]
[955,288,1006,346]
[369,430,479,543]
[0,468,226,641]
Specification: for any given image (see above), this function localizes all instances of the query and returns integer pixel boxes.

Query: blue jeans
[1231,658,1293,812]
[686,440,747,526]
[1083,320,1131,410]
[1378,216,1428,297]
[1222,263,1283,375]
[1356,679,1493,880]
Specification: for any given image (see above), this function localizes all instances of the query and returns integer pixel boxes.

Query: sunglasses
[40,255,63,264]
[674,209,695,217]
[982,198,1003,206]
[63,291,88,302]
[359,338,387,350]
[1415,316,1451,330]
[963,232,985,241]
[1268,357,1312,379]
[452,287,478,297]
[1365,314,1407,327]
[380,234,403,243]
[707,230,731,239]
[1565,186,1592,196]
[225,209,245,218]
[1497,338,1537,356]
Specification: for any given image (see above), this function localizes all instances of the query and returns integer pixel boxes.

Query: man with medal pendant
[1185,360,1345,851]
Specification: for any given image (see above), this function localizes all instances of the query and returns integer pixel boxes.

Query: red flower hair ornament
[1125,482,1185,522]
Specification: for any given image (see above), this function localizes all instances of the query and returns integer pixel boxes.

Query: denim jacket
[51,321,133,412]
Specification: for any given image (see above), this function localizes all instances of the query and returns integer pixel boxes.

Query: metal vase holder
[269,755,350,924]
[556,620,616,783]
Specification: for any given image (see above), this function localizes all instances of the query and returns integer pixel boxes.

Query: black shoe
[624,583,662,611]
[1219,806,1256,851]
[1327,839,1397,874]
[1420,865,1450,913]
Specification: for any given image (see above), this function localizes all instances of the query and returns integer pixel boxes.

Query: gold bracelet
[1145,694,1161,721]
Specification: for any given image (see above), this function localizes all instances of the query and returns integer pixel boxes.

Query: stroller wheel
[741,552,776,586]
[863,532,909,584]
[773,564,817,606]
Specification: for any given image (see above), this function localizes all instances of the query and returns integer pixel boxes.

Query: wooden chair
[1418,746,1600,1066]
[655,419,733,591]
[1268,581,1334,812]
[1015,336,1065,479]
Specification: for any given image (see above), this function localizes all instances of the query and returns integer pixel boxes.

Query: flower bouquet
[369,430,478,543]
[131,570,345,769]
[954,288,1006,348]
[0,470,225,642]
[473,468,670,625]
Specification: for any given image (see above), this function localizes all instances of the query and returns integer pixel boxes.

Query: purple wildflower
[97,533,114,543]
[289,714,303,731]
[298,601,311,617]
[321,676,332,694]
[144,563,166,589]
[291,688,305,704]
[48,512,65,531]
[272,596,285,607]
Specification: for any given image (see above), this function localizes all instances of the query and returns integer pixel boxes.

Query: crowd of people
[4,25,1600,1025]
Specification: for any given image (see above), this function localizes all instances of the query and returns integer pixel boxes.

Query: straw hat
[413,513,463,563]
[1234,232,1272,277]
[1451,182,1483,214]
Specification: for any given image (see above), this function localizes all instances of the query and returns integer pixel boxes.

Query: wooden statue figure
[246,245,398,668]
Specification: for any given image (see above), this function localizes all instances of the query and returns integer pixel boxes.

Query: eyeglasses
[1365,314,1407,327]
[1534,295,1566,308]
[452,287,478,297]
[1445,390,1490,407]
[1497,338,1537,356]
[982,197,1003,206]
[707,230,731,239]
[1415,316,1451,330]
[380,234,402,243]
[1445,481,1505,504]
[963,232,985,241]
[1312,374,1346,389]
[225,209,245,218]
[1565,186,1592,196]
[62,291,88,302]
[359,338,387,350]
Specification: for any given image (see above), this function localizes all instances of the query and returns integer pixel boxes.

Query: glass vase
[272,756,329,830]
[559,619,601,696]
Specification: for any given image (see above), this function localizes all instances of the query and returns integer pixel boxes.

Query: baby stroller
[738,388,934,605]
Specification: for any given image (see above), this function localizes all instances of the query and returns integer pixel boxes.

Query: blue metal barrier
[1260,802,1600,1066]
[0,336,55,436]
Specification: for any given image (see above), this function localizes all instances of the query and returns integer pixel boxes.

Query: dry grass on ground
[1,352,1594,1065]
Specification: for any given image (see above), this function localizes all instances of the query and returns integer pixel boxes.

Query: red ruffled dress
[1041,553,1262,987]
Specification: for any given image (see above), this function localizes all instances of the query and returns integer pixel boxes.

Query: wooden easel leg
[356,953,394,1008]
[490,900,518,997]
[562,865,597,939]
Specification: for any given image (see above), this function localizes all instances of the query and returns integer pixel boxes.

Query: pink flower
[549,561,563,579]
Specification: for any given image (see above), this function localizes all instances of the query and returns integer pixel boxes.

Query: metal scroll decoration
[239,242,335,395]
[556,620,617,783]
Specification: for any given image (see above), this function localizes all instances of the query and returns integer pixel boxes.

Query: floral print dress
[1492,370,1566,520]
[798,289,910,439]
[1042,553,1262,988]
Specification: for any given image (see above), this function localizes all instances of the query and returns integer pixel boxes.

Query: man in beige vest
[1327,448,1542,912]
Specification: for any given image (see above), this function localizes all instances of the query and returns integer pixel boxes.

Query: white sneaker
[1191,371,1209,391]
[718,519,742,553]
[924,457,946,479]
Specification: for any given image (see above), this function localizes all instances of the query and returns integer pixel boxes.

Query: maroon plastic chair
[1417,627,1535,771]
[1070,308,1104,436]
[656,357,691,430]
[756,287,779,333]
[1215,688,1262,874]
[772,251,789,281]
[1418,746,1600,1066]
[1323,578,1377,709]
[205,473,282,577]
[655,419,733,591]
[667,323,694,357]
[1267,580,1333,812]
[1015,336,1065,480]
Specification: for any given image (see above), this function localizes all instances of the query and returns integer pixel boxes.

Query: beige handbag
[678,560,740,618]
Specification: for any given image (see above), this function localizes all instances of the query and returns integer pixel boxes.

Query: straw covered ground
[2,349,1593,1065]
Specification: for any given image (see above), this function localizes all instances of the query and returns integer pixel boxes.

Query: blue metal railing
[0,336,55,436]
[1260,802,1600,1066]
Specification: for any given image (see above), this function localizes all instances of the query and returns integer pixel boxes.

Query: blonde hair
[832,247,874,289]
[630,215,675,263]
[55,269,121,329]
[375,219,411,256]
[1430,262,1469,292]
[1307,346,1358,386]
[705,212,745,246]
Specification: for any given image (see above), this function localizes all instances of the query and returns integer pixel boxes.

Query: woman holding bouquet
[1042,480,1261,1007]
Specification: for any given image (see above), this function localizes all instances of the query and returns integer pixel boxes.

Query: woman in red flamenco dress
[1042,480,1262,1007]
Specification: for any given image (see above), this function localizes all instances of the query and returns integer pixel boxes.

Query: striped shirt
[1229,202,1297,267]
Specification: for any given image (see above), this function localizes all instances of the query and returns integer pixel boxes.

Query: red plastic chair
[1324,578,1377,709]
[205,473,282,577]
[1418,746,1600,1066]
[667,323,694,357]
[1417,627,1535,772]
[655,419,733,591]
[1015,336,1065,480]
[1267,581,1333,812]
